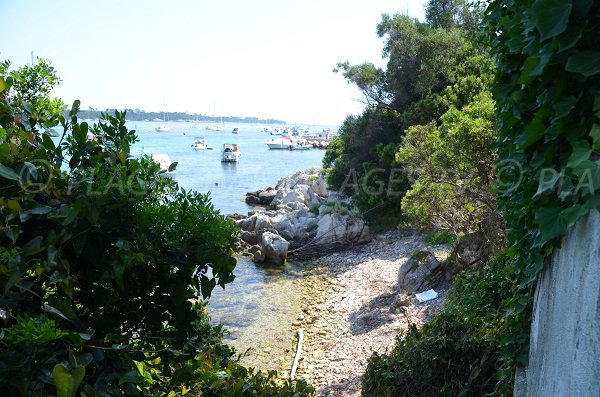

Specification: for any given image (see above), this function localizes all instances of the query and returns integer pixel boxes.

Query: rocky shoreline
[231,170,371,266]
[282,231,450,396]
[227,170,452,396]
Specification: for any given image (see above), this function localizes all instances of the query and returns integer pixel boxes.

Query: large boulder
[315,213,370,244]
[315,214,346,243]
[283,190,305,206]
[397,250,443,294]
[310,174,330,198]
[254,213,272,230]
[245,190,262,205]
[258,188,277,205]
[235,215,257,231]
[245,188,277,206]
[239,230,261,245]
[254,232,289,266]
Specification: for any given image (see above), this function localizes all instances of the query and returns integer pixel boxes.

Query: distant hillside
[75,108,286,124]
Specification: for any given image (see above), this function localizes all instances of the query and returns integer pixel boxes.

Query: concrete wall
[515,210,600,396]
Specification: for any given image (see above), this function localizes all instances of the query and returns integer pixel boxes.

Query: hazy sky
[1,0,426,125]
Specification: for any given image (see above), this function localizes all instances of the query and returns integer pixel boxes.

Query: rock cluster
[397,250,445,294]
[235,170,371,266]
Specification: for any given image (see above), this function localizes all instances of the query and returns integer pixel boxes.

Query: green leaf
[22,102,33,115]
[168,161,178,172]
[573,0,593,18]
[591,124,600,151]
[43,304,71,321]
[567,141,592,168]
[535,206,566,242]
[0,163,21,181]
[557,26,582,52]
[562,204,587,229]
[30,205,53,215]
[53,364,85,397]
[21,236,44,256]
[521,117,546,149]
[534,168,562,197]
[553,96,577,119]
[118,369,142,385]
[0,144,8,162]
[0,76,6,93]
[530,0,572,40]
[45,128,60,137]
[565,51,600,76]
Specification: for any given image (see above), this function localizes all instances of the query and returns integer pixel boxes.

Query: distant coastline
[74,109,287,124]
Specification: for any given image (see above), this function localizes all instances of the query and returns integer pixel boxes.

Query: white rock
[255,232,289,266]
[315,214,347,243]
[254,213,272,230]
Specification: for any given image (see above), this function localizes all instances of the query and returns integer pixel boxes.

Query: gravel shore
[287,231,450,396]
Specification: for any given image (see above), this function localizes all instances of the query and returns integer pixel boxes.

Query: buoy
[214,182,219,186]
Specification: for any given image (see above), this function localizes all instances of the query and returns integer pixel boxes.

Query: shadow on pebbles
[284,231,450,397]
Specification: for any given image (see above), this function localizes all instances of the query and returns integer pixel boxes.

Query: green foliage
[484,0,600,382]
[398,92,502,246]
[0,57,66,128]
[425,0,483,33]
[424,231,456,245]
[324,6,490,222]
[0,60,314,396]
[362,253,519,397]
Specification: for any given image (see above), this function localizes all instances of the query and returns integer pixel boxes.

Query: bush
[424,231,455,245]
[362,252,517,397]
[0,60,314,396]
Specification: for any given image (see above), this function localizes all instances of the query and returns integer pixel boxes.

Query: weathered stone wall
[515,210,600,396]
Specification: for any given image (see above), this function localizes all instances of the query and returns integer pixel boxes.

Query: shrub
[0,59,314,396]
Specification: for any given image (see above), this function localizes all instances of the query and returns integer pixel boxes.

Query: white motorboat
[265,135,295,149]
[191,137,207,150]
[151,153,176,179]
[221,143,240,162]
[289,141,311,150]
[155,124,170,132]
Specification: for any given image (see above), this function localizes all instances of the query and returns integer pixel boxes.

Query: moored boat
[265,135,295,149]
[151,153,176,178]
[221,143,240,162]
[191,137,207,150]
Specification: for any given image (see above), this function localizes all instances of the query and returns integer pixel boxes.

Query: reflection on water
[208,258,306,370]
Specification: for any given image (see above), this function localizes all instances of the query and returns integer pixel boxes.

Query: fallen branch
[290,328,304,381]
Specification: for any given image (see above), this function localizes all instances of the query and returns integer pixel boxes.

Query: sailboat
[155,110,170,132]
[205,105,224,131]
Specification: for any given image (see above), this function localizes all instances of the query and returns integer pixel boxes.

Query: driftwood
[288,240,360,260]
[287,218,371,260]
[290,328,304,381]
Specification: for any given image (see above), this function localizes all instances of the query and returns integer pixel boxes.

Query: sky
[1,0,426,125]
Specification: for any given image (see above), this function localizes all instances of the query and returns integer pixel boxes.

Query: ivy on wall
[485,0,600,374]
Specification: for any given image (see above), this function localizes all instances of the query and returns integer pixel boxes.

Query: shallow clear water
[127,121,329,365]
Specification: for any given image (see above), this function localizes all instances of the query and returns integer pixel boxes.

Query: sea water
[129,121,329,215]
[130,121,331,366]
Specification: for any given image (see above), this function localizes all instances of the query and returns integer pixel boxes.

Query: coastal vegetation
[323,1,491,224]
[76,108,285,125]
[320,0,600,395]
[0,59,313,396]
[2,0,598,394]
